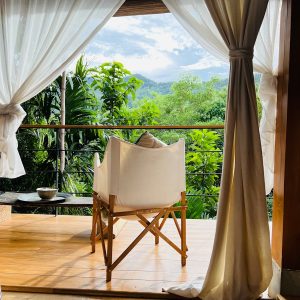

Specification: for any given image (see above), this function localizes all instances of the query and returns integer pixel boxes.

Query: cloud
[84,48,173,76]
[100,14,199,54]
[81,14,197,79]
[70,14,229,82]
[143,30,195,54]
[103,16,143,33]
[182,54,228,70]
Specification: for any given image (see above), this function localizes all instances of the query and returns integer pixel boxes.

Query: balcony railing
[1,124,226,218]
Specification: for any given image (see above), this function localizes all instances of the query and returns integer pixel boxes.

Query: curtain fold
[0,105,26,178]
[163,0,272,299]
[254,0,281,194]
[258,74,278,194]
[0,0,125,178]
[162,0,281,195]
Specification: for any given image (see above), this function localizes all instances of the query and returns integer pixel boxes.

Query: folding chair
[91,136,187,282]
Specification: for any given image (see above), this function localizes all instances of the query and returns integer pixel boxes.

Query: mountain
[132,73,230,100]
[132,74,173,99]
[213,73,261,90]
[105,73,261,101]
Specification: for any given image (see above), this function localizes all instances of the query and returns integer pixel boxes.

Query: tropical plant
[185,129,223,218]
[90,62,143,124]
[12,58,148,201]
[2,58,228,219]
[119,99,161,141]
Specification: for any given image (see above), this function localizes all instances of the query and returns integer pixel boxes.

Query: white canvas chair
[91,136,187,282]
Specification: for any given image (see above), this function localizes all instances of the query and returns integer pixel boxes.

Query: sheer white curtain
[163,0,273,299]
[254,1,281,194]
[163,0,281,195]
[0,0,125,178]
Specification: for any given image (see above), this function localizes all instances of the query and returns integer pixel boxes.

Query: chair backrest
[93,136,185,210]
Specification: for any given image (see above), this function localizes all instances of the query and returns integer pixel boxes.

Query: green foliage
[8,58,148,216]
[22,81,60,125]
[124,99,161,125]
[132,74,172,99]
[64,57,105,126]
[148,75,226,152]
[119,99,161,142]
[90,62,143,124]
[153,75,227,126]
[185,130,223,218]
[3,58,232,219]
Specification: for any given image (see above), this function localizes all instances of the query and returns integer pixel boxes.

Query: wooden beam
[272,0,300,297]
[19,124,224,129]
[280,0,300,271]
[272,0,291,269]
[114,0,169,17]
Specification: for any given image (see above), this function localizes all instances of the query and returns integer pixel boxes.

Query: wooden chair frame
[91,191,188,282]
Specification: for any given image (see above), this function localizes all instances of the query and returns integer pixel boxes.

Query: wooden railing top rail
[20,124,224,130]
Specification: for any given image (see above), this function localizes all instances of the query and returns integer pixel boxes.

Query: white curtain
[254,1,281,194]
[163,0,281,195]
[163,0,273,299]
[0,0,125,178]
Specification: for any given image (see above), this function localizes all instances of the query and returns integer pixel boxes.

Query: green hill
[131,74,173,99]
[131,74,231,100]
[129,73,261,101]
[213,73,261,90]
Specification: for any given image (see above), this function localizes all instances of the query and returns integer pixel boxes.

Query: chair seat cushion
[135,131,166,148]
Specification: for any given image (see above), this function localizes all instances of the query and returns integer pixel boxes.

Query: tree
[153,75,227,126]
[14,58,149,202]
[5,58,227,219]
[90,62,143,124]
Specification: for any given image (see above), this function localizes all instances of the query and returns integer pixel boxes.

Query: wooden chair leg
[171,211,188,252]
[91,197,98,253]
[158,211,170,231]
[155,219,159,245]
[98,207,108,266]
[181,192,187,266]
[96,218,101,234]
[106,195,116,282]
[108,211,165,275]
[139,214,184,256]
[106,215,113,282]
[95,192,188,281]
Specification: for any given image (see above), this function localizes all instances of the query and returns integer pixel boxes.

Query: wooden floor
[0,214,215,298]
[1,292,161,300]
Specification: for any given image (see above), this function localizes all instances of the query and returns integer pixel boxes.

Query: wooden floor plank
[0,214,214,297]
[2,292,159,300]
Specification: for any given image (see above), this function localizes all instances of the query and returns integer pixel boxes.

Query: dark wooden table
[0,192,92,208]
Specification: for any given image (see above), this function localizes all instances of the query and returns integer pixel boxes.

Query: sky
[81,13,229,83]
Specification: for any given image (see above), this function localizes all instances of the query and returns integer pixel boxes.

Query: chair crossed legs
[91,191,188,282]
